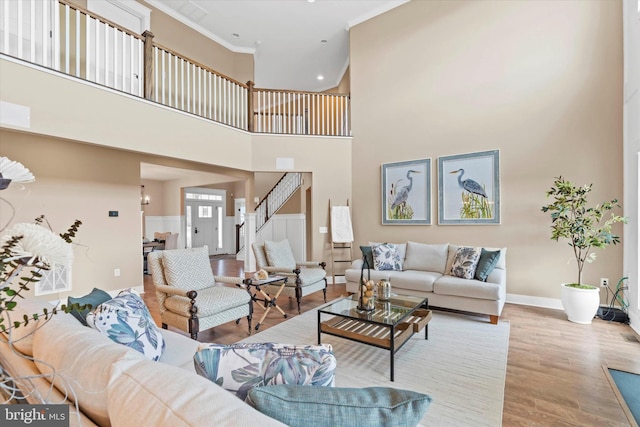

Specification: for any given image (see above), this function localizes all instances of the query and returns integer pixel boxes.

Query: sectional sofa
[344,242,507,324]
[0,298,286,426]
[0,296,432,426]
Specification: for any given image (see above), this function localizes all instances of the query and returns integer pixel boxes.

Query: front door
[185,189,225,255]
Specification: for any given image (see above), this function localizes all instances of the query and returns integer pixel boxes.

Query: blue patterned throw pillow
[194,342,336,401]
[373,243,402,271]
[450,247,482,279]
[86,289,165,361]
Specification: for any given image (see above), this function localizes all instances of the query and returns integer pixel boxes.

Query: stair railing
[235,172,302,252]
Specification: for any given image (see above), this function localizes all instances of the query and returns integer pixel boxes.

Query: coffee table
[317,294,431,381]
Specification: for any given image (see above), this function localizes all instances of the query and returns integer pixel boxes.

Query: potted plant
[541,176,627,324]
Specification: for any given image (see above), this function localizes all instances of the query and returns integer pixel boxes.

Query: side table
[243,275,288,330]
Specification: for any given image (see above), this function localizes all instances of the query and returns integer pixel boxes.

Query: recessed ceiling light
[317,75,324,81]
[232,33,240,38]
[307,0,316,3]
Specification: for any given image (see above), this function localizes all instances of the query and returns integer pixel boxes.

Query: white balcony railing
[0,0,350,136]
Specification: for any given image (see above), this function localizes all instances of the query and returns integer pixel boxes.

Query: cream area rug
[239,304,510,427]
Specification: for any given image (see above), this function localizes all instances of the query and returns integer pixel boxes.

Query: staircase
[235,172,303,253]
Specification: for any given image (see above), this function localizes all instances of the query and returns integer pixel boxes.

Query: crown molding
[143,0,255,55]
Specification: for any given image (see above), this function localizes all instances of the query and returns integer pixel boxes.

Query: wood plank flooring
[142,256,640,426]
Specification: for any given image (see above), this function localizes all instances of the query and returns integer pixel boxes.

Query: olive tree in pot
[541,176,627,324]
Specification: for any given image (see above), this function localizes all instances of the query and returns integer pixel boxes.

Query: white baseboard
[328,276,346,285]
[506,293,563,310]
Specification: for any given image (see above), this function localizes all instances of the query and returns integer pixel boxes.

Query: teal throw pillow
[474,248,501,282]
[360,245,373,269]
[67,287,112,326]
[247,385,431,427]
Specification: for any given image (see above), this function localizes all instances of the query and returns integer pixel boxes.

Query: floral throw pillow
[86,289,165,361]
[450,247,482,279]
[373,243,402,271]
[194,342,336,401]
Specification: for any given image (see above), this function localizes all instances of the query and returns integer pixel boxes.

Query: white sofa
[0,299,286,427]
[345,242,507,324]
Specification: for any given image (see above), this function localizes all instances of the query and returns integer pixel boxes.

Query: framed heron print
[438,150,500,225]
[382,158,431,225]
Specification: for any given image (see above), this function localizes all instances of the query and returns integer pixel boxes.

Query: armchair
[252,240,327,314]
[148,246,252,339]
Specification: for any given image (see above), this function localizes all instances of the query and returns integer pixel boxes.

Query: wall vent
[35,264,72,296]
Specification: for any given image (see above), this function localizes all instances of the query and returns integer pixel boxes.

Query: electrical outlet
[600,278,609,287]
[114,268,121,277]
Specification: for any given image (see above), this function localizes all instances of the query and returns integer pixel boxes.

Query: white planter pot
[560,283,600,324]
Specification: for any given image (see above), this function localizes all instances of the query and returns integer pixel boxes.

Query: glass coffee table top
[318,294,428,326]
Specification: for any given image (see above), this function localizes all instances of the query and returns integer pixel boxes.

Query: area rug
[239,305,510,427]
[604,366,640,427]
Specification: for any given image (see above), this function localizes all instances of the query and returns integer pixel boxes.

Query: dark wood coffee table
[317,294,431,381]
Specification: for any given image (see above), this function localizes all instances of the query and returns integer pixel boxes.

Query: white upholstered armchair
[252,239,327,314]
[148,246,252,339]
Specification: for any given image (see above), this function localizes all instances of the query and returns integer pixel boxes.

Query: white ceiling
[145,0,408,92]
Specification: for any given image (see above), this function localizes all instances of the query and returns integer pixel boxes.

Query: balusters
[0,0,349,136]
[53,0,60,70]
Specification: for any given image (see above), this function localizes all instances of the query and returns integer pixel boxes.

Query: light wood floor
[142,256,640,427]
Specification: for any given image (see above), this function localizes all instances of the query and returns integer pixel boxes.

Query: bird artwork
[450,169,487,198]
[388,169,421,219]
[449,168,493,219]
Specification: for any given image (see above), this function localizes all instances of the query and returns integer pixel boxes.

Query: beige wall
[1,131,142,300]
[350,0,624,303]
[2,0,627,308]
[142,1,254,84]
[66,0,253,85]
[0,58,352,283]
[622,0,640,330]
[249,135,352,263]
[335,67,350,94]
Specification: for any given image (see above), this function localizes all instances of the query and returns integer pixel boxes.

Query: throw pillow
[194,342,336,401]
[360,245,373,269]
[474,248,501,282]
[264,239,296,270]
[403,242,449,273]
[68,287,112,326]
[161,246,214,291]
[373,243,402,271]
[450,247,482,279]
[86,289,165,361]
[247,385,432,427]
[370,241,407,267]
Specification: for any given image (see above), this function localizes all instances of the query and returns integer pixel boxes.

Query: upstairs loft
[0,0,351,138]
